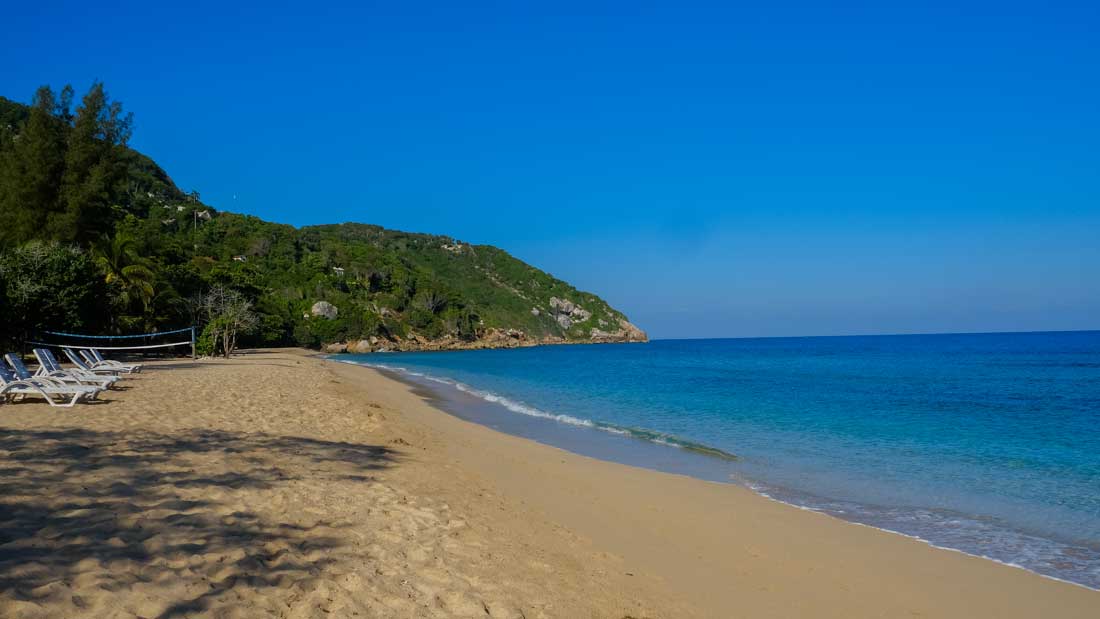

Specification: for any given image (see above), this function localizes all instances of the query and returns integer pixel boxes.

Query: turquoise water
[339,331,1100,588]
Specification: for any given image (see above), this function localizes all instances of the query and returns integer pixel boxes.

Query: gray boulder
[549,297,575,314]
[311,301,339,320]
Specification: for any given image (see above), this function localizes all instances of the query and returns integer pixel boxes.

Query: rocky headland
[318,295,647,354]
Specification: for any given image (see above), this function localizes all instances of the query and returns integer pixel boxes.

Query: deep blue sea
[338,331,1100,588]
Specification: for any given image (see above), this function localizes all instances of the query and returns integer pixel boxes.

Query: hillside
[0,86,646,352]
[161,214,648,351]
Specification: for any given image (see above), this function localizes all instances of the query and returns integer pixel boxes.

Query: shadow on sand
[0,426,396,617]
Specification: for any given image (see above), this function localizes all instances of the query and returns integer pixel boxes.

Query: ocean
[337,331,1100,589]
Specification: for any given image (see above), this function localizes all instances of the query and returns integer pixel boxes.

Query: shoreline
[366,362,745,469]
[336,353,1100,593]
[325,353,1099,617]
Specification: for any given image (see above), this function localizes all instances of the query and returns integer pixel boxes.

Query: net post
[191,326,197,359]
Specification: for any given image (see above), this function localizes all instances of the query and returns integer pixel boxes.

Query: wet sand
[0,349,1096,618]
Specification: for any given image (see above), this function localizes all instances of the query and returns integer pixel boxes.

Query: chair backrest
[3,353,33,380]
[79,349,96,364]
[33,349,59,372]
[89,348,106,362]
[64,348,92,370]
[0,363,17,384]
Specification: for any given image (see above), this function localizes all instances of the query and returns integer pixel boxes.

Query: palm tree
[92,233,155,329]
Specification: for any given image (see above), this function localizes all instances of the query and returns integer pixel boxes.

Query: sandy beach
[1,349,1096,618]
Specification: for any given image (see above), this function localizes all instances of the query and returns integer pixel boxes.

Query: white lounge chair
[34,348,120,389]
[4,353,104,399]
[61,348,120,376]
[63,349,129,382]
[81,348,142,373]
[0,363,98,407]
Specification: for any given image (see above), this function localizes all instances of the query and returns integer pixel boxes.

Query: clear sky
[6,1,1098,338]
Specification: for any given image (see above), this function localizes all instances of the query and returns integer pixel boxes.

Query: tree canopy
[0,84,642,352]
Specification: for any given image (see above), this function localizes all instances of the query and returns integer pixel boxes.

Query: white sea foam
[335,358,740,459]
[340,359,600,429]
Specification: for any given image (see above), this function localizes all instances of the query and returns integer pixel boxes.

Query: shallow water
[338,331,1100,588]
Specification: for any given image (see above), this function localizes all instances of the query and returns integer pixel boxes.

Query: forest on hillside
[0,84,643,354]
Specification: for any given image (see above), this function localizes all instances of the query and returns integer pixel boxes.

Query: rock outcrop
[549,297,575,314]
[616,318,648,342]
[311,301,338,320]
[548,296,594,331]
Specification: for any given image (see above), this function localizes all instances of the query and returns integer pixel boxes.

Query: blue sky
[6,1,1098,338]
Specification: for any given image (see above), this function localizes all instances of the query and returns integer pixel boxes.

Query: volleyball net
[28,326,197,357]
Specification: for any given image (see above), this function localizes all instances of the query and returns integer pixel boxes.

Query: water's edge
[332,356,1099,592]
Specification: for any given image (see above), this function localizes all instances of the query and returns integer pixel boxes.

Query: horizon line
[649,328,1100,342]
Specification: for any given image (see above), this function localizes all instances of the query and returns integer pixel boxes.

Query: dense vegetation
[0,84,641,353]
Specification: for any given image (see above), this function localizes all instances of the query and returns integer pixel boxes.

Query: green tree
[192,286,258,357]
[92,232,156,329]
[0,87,66,246]
[0,242,104,350]
[56,82,132,244]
